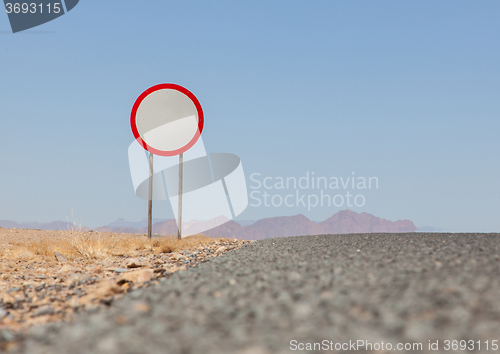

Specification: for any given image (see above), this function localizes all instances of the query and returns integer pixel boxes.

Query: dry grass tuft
[153,235,216,254]
[3,231,221,261]
[70,233,116,259]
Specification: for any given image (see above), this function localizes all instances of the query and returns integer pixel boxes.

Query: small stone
[23,281,38,287]
[165,265,186,273]
[133,302,151,313]
[58,264,75,274]
[32,306,55,317]
[89,280,124,300]
[0,308,7,318]
[13,292,25,302]
[7,287,21,294]
[54,252,67,262]
[118,269,154,285]
[170,253,186,260]
[101,258,113,267]
[113,268,129,274]
[215,246,227,253]
[0,329,15,342]
[2,316,15,325]
[122,258,142,268]
[66,273,91,286]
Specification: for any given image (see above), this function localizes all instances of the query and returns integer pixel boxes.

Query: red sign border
[130,83,204,156]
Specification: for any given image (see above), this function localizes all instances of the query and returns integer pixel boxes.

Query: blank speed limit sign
[131,83,204,156]
[130,83,204,239]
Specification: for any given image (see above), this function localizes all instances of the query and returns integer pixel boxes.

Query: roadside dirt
[0,227,249,339]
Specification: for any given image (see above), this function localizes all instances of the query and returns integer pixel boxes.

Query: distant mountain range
[104,218,167,230]
[0,220,90,232]
[0,210,417,240]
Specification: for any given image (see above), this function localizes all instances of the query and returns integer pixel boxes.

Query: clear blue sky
[1,1,499,231]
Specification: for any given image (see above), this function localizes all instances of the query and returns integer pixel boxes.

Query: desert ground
[3,232,500,353]
[0,227,248,350]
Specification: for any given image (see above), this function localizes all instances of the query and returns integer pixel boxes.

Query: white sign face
[131,84,204,156]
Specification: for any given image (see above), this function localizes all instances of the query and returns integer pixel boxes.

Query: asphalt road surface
[10,233,500,353]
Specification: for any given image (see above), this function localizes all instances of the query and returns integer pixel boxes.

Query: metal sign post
[177,153,183,240]
[130,83,204,239]
[148,152,153,239]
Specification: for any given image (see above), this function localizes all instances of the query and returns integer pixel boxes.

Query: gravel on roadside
[0,234,249,351]
[6,233,500,354]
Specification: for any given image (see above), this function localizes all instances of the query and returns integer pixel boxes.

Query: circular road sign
[131,83,204,156]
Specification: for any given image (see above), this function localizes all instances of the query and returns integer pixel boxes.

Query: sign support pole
[148,152,153,239]
[177,153,183,240]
